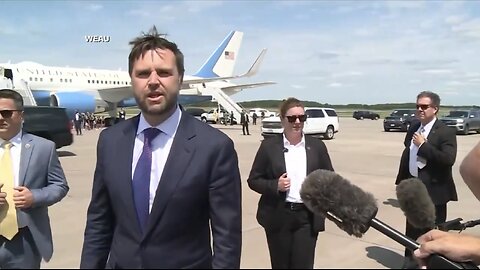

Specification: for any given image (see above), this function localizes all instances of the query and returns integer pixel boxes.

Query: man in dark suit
[247,97,334,269]
[0,89,69,268]
[395,91,457,269]
[240,111,250,135]
[80,26,242,269]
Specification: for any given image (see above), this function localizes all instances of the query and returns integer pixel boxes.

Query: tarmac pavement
[42,118,480,269]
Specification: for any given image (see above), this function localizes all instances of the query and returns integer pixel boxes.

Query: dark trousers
[265,205,318,269]
[74,121,82,135]
[404,204,447,258]
[242,123,250,135]
[0,227,41,268]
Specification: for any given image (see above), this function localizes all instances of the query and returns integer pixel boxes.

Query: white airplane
[0,30,274,117]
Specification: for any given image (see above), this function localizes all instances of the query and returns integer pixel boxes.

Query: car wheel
[463,125,470,135]
[201,117,207,123]
[384,128,390,132]
[374,116,379,120]
[325,126,334,140]
[360,116,364,120]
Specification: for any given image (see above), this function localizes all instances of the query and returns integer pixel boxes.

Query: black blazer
[396,119,458,205]
[247,135,334,233]
[80,113,242,269]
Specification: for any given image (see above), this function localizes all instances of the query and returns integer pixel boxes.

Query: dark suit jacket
[80,112,242,269]
[395,119,458,205]
[247,135,334,233]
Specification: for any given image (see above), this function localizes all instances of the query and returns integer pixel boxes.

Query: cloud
[450,18,480,39]
[328,82,343,88]
[86,4,103,11]
[290,84,305,89]
[421,69,454,75]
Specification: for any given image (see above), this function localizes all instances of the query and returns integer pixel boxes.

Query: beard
[134,93,177,117]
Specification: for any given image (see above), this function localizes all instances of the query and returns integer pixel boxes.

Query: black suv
[383,109,418,132]
[353,110,380,120]
[23,106,73,149]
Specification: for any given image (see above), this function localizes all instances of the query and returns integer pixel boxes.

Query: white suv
[261,107,339,139]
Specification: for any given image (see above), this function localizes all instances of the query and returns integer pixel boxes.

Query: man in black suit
[247,97,334,269]
[395,91,457,269]
[80,26,242,269]
[240,111,250,135]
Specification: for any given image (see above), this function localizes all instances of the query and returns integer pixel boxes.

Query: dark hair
[128,26,185,81]
[279,97,304,118]
[417,91,441,108]
[0,89,24,110]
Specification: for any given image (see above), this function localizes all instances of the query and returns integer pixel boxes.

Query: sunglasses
[416,104,431,110]
[0,110,21,119]
[286,114,307,123]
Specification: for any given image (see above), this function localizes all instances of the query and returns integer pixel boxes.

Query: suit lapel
[144,114,196,237]
[19,133,34,186]
[117,116,141,232]
[427,118,440,141]
[274,136,286,176]
[305,137,316,174]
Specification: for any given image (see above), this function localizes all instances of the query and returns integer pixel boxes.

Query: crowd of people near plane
[73,111,107,135]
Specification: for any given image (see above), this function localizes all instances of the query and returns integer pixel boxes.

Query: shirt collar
[283,133,306,148]
[137,105,182,137]
[0,130,22,148]
[421,117,436,131]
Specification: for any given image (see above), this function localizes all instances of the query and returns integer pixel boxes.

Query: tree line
[193,100,479,111]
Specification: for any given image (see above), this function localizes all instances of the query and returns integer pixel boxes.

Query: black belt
[285,202,306,211]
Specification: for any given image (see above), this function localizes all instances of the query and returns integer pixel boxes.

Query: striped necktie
[417,126,427,169]
[0,142,18,240]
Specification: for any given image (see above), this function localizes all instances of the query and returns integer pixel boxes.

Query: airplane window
[88,80,90,83]
[29,77,32,81]
[60,79,63,82]
[50,78,53,82]
[96,80,99,83]
[35,78,38,81]
[70,79,72,82]
[40,78,43,82]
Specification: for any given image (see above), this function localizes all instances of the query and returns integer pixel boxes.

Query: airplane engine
[49,92,96,118]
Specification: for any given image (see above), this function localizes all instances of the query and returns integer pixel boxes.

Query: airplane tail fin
[194,31,243,78]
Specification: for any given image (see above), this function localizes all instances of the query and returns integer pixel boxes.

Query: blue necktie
[132,127,161,232]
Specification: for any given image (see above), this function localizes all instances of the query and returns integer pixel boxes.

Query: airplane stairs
[14,79,37,106]
[198,87,244,124]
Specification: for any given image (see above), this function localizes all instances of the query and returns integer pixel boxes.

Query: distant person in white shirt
[247,97,335,269]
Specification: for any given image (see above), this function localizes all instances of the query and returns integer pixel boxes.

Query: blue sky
[1,1,480,106]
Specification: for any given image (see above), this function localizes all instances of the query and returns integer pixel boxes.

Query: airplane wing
[220,81,276,95]
[184,48,268,85]
[97,86,133,103]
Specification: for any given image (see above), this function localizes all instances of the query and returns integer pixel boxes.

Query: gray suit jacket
[16,132,69,262]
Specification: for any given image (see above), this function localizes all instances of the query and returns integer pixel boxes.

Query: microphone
[300,169,478,269]
[396,178,436,229]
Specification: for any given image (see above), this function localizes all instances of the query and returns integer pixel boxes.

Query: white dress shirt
[409,118,436,177]
[283,134,307,203]
[132,106,182,213]
[0,131,23,187]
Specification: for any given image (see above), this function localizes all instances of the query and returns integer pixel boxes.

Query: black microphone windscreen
[396,178,436,229]
[300,169,378,237]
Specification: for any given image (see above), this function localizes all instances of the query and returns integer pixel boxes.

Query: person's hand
[13,186,34,209]
[0,184,7,205]
[278,172,290,192]
[413,132,426,147]
[414,229,480,268]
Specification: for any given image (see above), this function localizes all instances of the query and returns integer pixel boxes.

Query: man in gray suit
[0,89,69,268]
